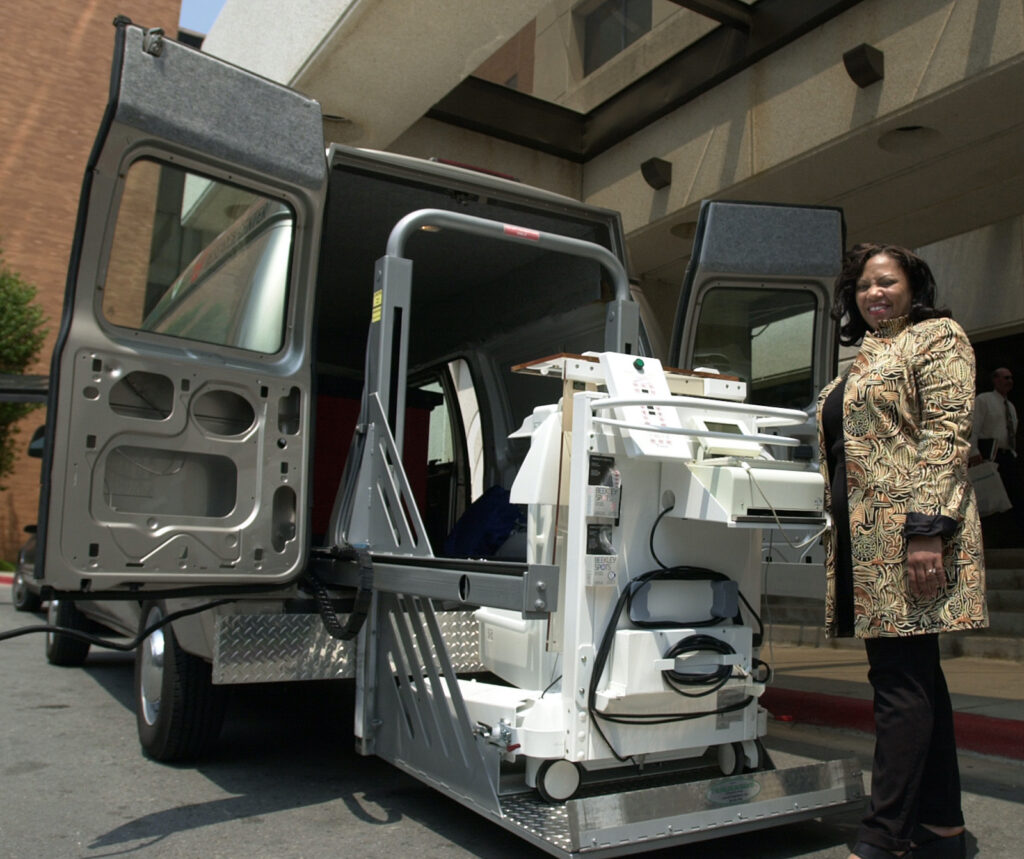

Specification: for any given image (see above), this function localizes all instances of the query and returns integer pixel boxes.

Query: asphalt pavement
[2,578,1022,858]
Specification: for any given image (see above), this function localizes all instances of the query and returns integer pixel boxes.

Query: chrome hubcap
[46,599,58,647]
[139,608,166,727]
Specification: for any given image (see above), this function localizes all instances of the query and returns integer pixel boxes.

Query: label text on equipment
[504,225,540,241]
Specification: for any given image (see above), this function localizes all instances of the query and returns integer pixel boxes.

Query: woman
[817,244,987,859]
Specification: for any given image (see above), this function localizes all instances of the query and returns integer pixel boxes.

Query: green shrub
[1,251,47,488]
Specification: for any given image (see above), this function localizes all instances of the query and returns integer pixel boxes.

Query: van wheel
[45,598,91,666]
[135,602,225,762]
[12,571,41,613]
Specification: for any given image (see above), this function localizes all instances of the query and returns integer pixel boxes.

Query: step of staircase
[762,551,1024,661]
[984,551,1024,645]
[988,610,1024,636]
[988,589,1024,611]
[944,629,1024,661]
[762,622,1024,661]
[987,568,1024,589]
[762,596,821,627]
[985,548,1024,567]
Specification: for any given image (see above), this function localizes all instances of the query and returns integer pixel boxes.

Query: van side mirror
[28,425,45,458]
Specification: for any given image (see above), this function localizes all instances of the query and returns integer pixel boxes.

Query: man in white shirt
[971,368,1017,458]
[970,367,1022,528]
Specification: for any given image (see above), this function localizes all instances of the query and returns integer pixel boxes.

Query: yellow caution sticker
[371,289,383,323]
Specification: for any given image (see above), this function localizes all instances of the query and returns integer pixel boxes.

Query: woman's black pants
[858,634,964,852]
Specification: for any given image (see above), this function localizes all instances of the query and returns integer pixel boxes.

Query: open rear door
[38,22,326,593]
[670,201,842,425]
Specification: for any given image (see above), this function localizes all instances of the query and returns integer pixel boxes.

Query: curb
[0,574,13,586]
[762,687,1024,761]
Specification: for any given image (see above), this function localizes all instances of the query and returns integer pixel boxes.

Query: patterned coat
[816,316,988,638]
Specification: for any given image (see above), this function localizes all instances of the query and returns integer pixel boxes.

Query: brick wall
[0,1,181,561]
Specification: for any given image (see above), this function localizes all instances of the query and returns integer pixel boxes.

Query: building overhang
[427,0,867,163]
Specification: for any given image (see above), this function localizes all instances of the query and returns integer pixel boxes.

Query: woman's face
[855,253,913,330]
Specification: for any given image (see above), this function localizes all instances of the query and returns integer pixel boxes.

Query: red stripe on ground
[762,687,1024,761]
[953,709,1024,760]
[763,687,876,734]
[0,574,13,586]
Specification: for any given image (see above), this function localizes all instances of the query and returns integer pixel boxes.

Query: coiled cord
[662,633,737,697]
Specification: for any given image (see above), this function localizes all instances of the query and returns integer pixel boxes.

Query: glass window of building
[583,0,653,76]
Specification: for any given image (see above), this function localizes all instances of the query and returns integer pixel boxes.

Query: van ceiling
[316,164,614,374]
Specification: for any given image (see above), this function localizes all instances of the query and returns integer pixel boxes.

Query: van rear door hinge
[142,27,164,57]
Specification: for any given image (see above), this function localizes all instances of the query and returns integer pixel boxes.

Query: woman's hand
[907,535,944,599]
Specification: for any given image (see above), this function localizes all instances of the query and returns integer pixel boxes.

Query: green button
[633,358,645,370]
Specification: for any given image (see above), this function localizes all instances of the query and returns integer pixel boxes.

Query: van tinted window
[103,159,294,354]
[691,286,818,409]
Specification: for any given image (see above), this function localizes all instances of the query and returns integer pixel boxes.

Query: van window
[449,358,484,502]
[102,159,294,354]
[399,358,494,552]
[691,287,818,409]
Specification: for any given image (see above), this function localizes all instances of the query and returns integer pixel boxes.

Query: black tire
[12,570,42,613]
[749,738,774,772]
[135,602,225,762]
[45,598,91,666]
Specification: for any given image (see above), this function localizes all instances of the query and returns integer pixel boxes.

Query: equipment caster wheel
[717,741,746,776]
[536,759,582,802]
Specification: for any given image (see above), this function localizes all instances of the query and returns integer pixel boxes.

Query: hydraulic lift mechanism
[332,210,862,855]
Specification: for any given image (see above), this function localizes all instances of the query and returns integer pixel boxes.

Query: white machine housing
[462,352,825,785]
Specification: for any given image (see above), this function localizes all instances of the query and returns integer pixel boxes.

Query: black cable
[588,576,643,762]
[595,693,754,727]
[586,542,773,761]
[662,633,735,698]
[738,588,765,648]
[39,581,297,601]
[647,503,766,645]
[539,674,562,698]
[303,547,373,641]
[586,568,756,761]
[0,599,233,650]
[648,504,675,570]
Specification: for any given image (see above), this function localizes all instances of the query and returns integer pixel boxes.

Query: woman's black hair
[831,243,952,345]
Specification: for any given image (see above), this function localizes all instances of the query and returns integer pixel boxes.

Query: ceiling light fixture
[877,125,941,154]
[641,157,673,190]
[843,43,884,88]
